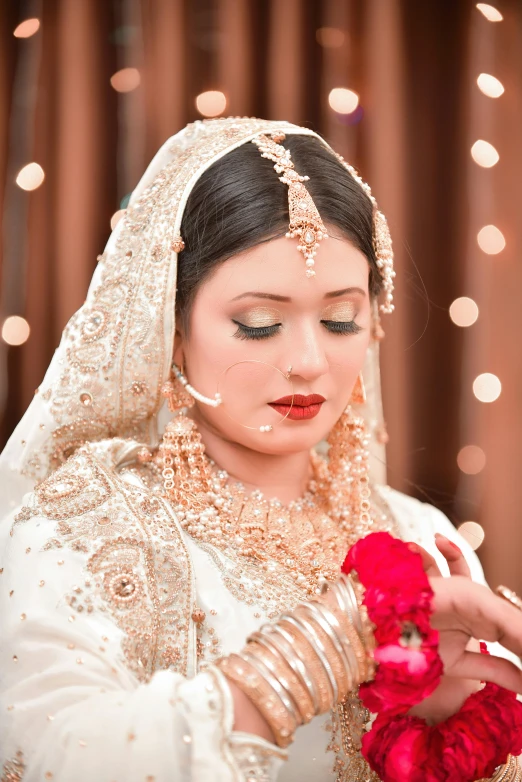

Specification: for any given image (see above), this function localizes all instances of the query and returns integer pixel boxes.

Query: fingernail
[407,542,421,553]
[435,533,462,552]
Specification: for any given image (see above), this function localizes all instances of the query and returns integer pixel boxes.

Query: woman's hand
[408,535,522,723]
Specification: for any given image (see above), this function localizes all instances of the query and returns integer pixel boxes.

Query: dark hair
[177,134,382,330]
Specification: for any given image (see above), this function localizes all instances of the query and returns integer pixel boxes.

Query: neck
[192,412,312,504]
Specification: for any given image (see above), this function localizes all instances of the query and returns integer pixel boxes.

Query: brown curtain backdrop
[1,0,521,591]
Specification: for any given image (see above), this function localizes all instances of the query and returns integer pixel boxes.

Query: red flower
[343,531,442,714]
[362,682,522,782]
[345,535,522,782]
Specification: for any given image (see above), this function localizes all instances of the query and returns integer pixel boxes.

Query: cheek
[328,330,371,383]
[184,310,235,391]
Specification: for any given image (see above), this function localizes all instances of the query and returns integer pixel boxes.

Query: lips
[268,393,326,421]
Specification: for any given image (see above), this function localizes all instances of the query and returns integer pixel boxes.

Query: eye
[321,320,363,335]
[232,320,282,341]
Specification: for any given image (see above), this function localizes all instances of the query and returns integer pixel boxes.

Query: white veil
[0,117,388,521]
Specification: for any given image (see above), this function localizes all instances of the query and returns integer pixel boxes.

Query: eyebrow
[230,287,366,303]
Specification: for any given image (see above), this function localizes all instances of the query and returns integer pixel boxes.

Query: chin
[231,419,335,455]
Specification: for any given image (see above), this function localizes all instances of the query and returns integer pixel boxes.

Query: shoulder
[375,485,486,584]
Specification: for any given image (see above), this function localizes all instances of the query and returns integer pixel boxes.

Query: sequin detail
[1,751,25,782]
[19,446,194,681]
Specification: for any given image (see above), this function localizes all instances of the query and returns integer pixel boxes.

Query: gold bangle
[266,622,320,713]
[294,603,351,699]
[278,617,333,713]
[320,590,371,682]
[282,611,338,704]
[310,598,360,688]
[247,637,315,723]
[217,652,298,748]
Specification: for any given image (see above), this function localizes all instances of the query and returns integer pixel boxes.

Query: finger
[431,576,522,658]
[435,534,471,578]
[446,649,522,694]
[407,542,442,578]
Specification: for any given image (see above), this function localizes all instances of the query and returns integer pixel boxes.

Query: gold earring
[159,364,213,510]
[350,373,366,405]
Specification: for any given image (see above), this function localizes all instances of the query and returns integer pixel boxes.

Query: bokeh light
[477,224,505,254]
[195,91,227,118]
[328,88,359,115]
[471,139,499,167]
[458,521,485,550]
[15,163,45,191]
[449,297,479,327]
[457,445,486,475]
[13,18,40,38]
[476,4,503,22]
[110,68,141,93]
[110,209,126,230]
[2,316,30,346]
[477,73,504,98]
[316,28,345,48]
[473,373,502,403]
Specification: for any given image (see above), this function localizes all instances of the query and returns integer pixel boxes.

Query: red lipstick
[269,393,326,421]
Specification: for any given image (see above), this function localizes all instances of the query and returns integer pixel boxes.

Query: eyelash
[232,320,363,341]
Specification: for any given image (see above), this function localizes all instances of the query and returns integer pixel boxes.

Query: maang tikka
[251,131,395,314]
[252,133,327,279]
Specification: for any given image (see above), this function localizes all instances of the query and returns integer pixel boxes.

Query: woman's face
[175,232,372,454]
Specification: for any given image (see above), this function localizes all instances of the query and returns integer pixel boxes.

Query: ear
[172,325,185,368]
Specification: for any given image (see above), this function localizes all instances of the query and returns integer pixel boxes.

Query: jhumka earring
[316,374,373,546]
[159,364,213,508]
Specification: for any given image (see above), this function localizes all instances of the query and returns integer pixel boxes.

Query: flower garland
[343,532,522,782]
[342,531,443,714]
[362,678,522,782]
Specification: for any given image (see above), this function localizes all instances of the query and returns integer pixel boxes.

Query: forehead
[198,234,369,303]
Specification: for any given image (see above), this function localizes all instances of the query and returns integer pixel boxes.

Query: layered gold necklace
[155,410,397,596]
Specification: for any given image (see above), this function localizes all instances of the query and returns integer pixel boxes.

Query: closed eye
[232,320,282,341]
[321,320,363,335]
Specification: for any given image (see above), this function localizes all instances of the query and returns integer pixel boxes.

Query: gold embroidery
[1,751,25,782]
[35,459,110,520]
[228,738,287,781]
[21,447,194,681]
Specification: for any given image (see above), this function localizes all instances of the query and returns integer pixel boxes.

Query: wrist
[226,677,276,743]
[408,675,482,724]
[217,579,372,747]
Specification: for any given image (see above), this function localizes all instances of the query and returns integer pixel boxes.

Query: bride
[1,118,522,782]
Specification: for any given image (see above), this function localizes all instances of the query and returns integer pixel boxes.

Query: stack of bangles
[217,572,374,746]
[217,532,522,782]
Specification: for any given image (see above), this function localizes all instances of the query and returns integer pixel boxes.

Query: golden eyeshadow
[321,301,356,322]
[236,307,282,327]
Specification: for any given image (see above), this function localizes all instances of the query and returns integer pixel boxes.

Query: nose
[287,323,329,382]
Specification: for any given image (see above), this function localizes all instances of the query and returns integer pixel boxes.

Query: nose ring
[286,365,293,380]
